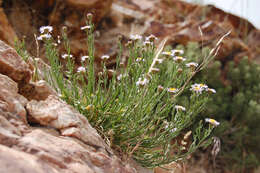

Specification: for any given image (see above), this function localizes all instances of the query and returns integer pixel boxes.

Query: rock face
[0,7,17,46]
[0,40,135,173]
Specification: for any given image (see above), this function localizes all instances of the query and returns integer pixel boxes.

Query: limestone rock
[20,80,57,101]
[0,8,17,46]
[26,95,111,152]
[17,129,134,173]
[0,74,28,123]
[0,40,31,85]
[0,144,59,173]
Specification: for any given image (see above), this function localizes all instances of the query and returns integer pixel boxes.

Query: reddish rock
[0,40,32,85]
[0,74,28,123]
[0,8,17,46]
[26,95,112,153]
[0,144,58,173]
[17,129,134,173]
[20,80,57,101]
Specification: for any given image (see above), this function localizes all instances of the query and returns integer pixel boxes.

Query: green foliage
[14,37,30,62]
[18,19,219,168]
[182,42,260,171]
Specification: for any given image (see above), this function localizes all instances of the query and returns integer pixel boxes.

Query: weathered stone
[0,8,17,46]
[26,95,110,151]
[0,40,31,85]
[0,144,58,173]
[0,115,21,146]
[0,74,28,123]
[17,129,135,173]
[20,80,57,101]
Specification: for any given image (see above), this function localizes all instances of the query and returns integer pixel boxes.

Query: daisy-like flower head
[205,118,220,127]
[101,55,110,60]
[175,105,186,111]
[136,77,149,87]
[155,58,164,64]
[198,83,208,90]
[136,57,144,62]
[77,66,86,73]
[61,54,73,59]
[173,56,186,63]
[167,87,179,94]
[39,26,53,34]
[143,41,152,47]
[171,49,184,56]
[130,34,142,41]
[81,55,89,62]
[80,25,91,31]
[207,88,216,94]
[162,51,172,58]
[190,83,208,94]
[37,33,52,41]
[186,62,198,68]
[146,34,158,42]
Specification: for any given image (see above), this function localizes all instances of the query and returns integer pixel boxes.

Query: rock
[0,40,32,85]
[17,129,134,173]
[0,144,58,173]
[26,95,111,152]
[0,8,17,46]
[0,74,28,123]
[0,115,21,146]
[20,80,57,101]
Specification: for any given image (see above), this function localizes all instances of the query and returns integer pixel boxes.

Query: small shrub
[16,17,223,168]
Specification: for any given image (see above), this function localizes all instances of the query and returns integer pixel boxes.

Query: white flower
[81,56,89,62]
[162,51,172,57]
[173,56,186,63]
[37,33,52,40]
[39,26,53,33]
[186,62,198,68]
[146,34,158,42]
[130,34,142,41]
[171,49,184,56]
[143,41,152,46]
[167,87,179,94]
[101,55,110,60]
[136,77,149,86]
[207,88,216,94]
[136,57,144,62]
[205,118,220,127]
[81,25,91,30]
[77,66,86,73]
[190,83,208,94]
[155,59,164,64]
[175,105,186,111]
[61,54,73,59]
